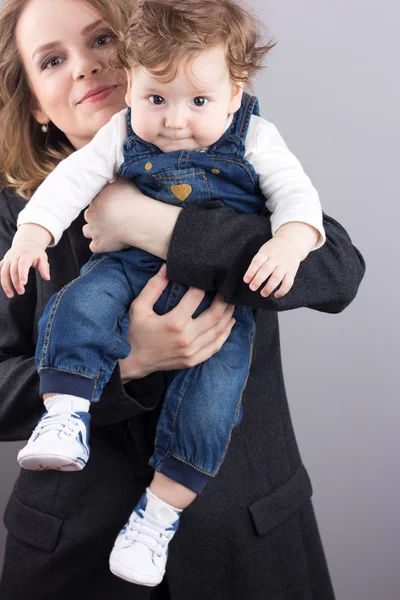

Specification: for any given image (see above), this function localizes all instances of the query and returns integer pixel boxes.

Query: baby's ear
[228,81,246,114]
[125,69,132,107]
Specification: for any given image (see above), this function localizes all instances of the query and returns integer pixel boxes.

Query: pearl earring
[41,123,48,133]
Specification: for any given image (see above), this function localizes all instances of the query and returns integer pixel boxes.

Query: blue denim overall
[37,93,265,493]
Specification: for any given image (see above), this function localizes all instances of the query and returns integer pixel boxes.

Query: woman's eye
[192,97,208,107]
[94,32,115,47]
[42,56,62,70]
[149,95,165,105]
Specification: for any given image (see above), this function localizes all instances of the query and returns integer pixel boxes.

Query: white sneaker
[109,488,181,587]
[17,410,91,471]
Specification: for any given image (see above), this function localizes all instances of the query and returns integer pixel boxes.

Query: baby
[0,0,325,588]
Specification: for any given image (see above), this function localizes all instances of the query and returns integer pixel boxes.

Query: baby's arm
[0,223,52,297]
[244,117,325,298]
[0,111,125,297]
[244,221,318,298]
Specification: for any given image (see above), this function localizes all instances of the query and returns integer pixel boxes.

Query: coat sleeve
[0,190,164,441]
[166,201,365,313]
[0,191,44,440]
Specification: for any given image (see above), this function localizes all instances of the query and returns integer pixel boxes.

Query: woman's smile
[78,84,121,105]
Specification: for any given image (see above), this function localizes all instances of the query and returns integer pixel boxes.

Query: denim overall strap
[209,93,260,158]
[126,107,134,138]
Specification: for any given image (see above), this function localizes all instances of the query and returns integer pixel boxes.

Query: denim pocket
[153,168,211,206]
[3,494,63,552]
[248,465,313,535]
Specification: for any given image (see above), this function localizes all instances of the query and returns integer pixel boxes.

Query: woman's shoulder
[0,187,27,218]
[0,187,28,225]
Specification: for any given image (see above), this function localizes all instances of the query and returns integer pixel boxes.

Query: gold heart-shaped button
[171,184,192,201]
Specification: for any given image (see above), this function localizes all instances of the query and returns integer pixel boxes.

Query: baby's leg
[151,304,255,486]
[150,471,197,508]
[18,254,136,472]
[36,254,135,399]
[109,305,255,588]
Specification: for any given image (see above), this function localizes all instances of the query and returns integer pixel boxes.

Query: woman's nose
[72,55,103,81]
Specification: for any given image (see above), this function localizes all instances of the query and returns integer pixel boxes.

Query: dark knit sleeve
[166,201,365,313]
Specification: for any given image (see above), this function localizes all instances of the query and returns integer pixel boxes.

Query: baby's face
[126,45,244,152]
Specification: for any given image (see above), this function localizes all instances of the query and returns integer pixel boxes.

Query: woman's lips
[79,85,118,105]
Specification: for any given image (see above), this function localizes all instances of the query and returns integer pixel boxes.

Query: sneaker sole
[109,555,163,587]
[17,453,86,472]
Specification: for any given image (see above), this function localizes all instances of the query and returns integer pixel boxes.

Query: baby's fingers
[11,257,28,295]
[274,273,295,299]
[243,250,269,285]
[260,266,286,298]
[248,261,275,292]
[17,254,37,291]
[0,261,14,298]
[35,254,51,281]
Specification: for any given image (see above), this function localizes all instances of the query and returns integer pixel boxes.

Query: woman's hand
[83,178,134,253]
[118,265,236,382]
[83,177,181,258]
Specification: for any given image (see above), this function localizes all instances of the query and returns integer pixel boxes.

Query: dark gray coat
[0,190,365,599]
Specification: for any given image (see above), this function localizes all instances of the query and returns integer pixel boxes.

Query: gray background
[0,0,398,598]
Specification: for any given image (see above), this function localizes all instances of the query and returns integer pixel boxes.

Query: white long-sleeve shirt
[18,109,325,248]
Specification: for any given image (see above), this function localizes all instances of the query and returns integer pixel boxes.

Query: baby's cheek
[197,120,226,147]
[131,117,156,143]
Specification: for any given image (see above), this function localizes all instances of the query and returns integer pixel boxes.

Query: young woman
[0,0,365,598]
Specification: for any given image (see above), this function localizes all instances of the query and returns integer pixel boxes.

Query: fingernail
[159,264,167,275]
[243,275,249,283]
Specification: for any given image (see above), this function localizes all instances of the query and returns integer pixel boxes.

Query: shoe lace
[125,510,174,557]
[36,413,81,440]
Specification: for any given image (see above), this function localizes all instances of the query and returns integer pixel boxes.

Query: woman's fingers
[184,316,236,366]
[192,294,233,337]
[186,310,236,360]
[165,286,206,332]
[130,264,169,316]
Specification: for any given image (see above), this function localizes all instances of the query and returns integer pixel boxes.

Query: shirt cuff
[17,207,64,246]
[271,213,326,251]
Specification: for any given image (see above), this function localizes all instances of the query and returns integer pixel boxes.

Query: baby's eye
[191,97,209,107]
[149,95,165,105]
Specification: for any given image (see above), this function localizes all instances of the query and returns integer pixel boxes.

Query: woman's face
[16,0,127,149]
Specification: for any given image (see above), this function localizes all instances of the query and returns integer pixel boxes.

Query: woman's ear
[228,81,245,115]
[30,98,49,127]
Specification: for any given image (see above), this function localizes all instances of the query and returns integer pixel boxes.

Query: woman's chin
[85,102,126,132]
[78,89,127,129]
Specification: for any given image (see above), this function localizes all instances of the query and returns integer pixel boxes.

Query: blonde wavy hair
[0,0,133,200]
[114,0,275,84]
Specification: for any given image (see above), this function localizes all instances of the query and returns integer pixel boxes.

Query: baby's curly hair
[114,0,275,84]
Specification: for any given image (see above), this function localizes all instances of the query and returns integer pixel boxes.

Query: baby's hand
[0,241,50,298]
[243,237,303,298]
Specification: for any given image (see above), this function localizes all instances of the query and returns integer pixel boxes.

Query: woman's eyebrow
[31,19,106,61]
